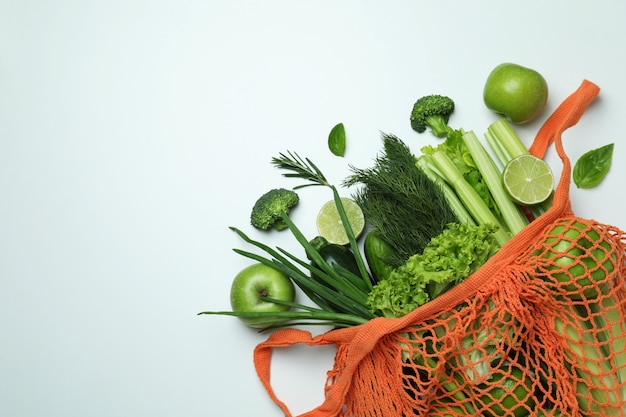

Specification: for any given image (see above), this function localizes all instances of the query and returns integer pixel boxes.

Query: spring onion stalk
[241,218,373,318]
[329,190,373,291]
[201,308,369,329]
[462,130,529,235]
[429,150,510,247]
[233,244,372,319]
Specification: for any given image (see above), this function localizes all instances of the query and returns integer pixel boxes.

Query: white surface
[1,1,625,416]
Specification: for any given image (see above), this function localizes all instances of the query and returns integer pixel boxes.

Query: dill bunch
[343,133,458,267]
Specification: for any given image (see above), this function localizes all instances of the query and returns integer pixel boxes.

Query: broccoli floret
[410,94,455,138]
[250,188,299,231]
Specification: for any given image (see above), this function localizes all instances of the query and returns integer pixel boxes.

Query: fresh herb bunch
[344,133,458,267]
[200,151,376,331]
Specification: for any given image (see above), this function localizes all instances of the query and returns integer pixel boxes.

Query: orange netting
[254,80,626,417]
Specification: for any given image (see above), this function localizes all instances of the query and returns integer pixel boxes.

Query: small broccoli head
[250,188,299,231]
[410,94,455,138]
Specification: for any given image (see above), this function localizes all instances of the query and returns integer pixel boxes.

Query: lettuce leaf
[366,222,499,318]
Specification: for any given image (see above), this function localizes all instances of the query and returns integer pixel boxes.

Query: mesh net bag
[253,80,626,417]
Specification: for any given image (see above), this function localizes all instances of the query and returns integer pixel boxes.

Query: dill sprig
[343,133,458,267]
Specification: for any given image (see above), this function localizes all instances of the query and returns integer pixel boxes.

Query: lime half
[502,154,554,205]
[316,197,365,245]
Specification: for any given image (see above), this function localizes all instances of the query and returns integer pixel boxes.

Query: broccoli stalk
[410,94,455,138]
[250,188,299,231]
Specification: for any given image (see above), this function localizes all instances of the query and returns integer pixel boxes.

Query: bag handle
[253,79,601,417]
[528,79,601,219]
[253,328,335,417]
[253,321,396,417]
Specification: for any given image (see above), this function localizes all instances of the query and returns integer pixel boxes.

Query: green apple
[477,363,535,417]
[483,62,549,124]
[229,263,295,329]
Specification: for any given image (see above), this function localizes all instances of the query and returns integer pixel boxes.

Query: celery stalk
[416,156,476,226]
[485,118,530,163]
[462,130,529,235]
[484,118,553,218]
[430,150,510,247]
[484,128,510,168]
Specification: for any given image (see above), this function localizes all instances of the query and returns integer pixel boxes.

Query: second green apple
[483,62,548,124]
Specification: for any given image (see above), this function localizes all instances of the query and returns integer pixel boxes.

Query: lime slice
[316,197,365,245]
[502,154,554,205]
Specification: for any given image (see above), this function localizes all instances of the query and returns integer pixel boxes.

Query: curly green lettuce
[367,222,499,318]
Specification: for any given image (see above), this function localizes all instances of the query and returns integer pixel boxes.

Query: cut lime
[502,154,554,205]
[316,197,365,245]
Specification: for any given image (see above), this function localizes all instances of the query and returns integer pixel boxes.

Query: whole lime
[483,63,548,124]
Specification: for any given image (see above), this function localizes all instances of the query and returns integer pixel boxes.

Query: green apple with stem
[483,62,549,124]
[229,263,296,329]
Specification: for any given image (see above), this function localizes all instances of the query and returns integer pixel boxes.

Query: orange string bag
[254,80,626,417]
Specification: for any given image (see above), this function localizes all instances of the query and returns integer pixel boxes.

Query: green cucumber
[363,229,396,283]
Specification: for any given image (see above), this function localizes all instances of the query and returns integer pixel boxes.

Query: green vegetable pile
[367,222,499,318]
[200,69,622,416]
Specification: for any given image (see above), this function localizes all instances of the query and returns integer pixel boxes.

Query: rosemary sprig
[271,151,330,188]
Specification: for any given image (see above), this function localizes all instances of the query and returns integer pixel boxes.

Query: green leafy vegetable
[344,133,459,267]
[328,122,346,157]
[421,128,500,219]
[573,143,614,188]
[366,222,499,318]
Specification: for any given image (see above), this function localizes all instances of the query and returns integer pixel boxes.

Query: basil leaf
[328,122,346,157]
[573,143,614,188]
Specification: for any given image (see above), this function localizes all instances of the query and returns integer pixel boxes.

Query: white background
[1,1,625,416]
